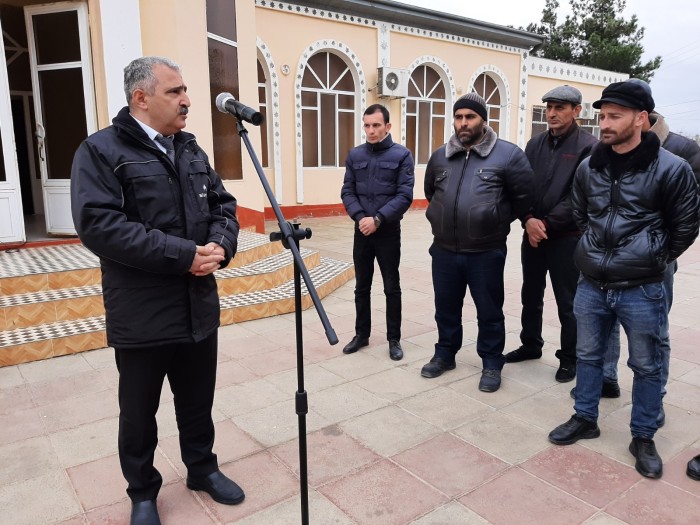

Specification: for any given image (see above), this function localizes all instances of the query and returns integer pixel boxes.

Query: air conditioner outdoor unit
[377,67,409,98]
[579,101,595,120]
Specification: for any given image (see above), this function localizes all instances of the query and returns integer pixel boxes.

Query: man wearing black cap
[548,80,699,479]
[506,85,597,383]
[421,93,533,392]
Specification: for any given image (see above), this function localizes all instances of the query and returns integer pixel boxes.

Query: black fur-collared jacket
[572,132,699,289]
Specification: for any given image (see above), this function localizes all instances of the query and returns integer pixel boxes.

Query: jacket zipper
[600,169,622,288]
[454,151,470,251]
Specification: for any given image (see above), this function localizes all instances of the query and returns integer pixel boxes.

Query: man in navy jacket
[341,104,414,360]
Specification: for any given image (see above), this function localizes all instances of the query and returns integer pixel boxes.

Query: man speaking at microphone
[71,56,242,525]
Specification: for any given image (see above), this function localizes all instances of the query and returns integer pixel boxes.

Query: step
[0,257,353,366]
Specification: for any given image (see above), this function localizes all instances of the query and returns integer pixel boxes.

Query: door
[0,14,25,243]
[25,1,96,235]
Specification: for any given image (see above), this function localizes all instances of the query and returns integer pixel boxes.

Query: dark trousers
[353,222,402,341]
[520,234,579,366]
[115,332,219,502]
[431,244,506,370]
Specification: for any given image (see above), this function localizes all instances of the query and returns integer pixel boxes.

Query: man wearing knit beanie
[421,92,534,393]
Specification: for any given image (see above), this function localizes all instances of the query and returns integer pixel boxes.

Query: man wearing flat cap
[506,85,597,384]
[421,93,533,393]
[549,80,699,480]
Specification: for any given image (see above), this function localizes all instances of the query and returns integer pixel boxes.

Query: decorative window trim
[256,38,284,202]
[469,66,511,140]
[294,39,366,203]
[402,56,455,152]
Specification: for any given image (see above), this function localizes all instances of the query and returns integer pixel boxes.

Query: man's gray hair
[123,56,180,105]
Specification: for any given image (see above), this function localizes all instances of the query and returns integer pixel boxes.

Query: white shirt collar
[130,114,170,152]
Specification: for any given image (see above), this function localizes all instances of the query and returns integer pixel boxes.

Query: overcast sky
[400,0,700,137]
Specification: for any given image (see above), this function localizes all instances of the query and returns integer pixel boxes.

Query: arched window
[406,65,447,165]
[301,52,355,167]
[472,73,502,136]
[257,60,269,168]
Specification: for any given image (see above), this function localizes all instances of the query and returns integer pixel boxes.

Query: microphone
[215,92,264,126]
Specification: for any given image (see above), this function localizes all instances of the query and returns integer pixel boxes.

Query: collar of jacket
[547,121,579,147]
[649,113,670,144]
[445,125,497,159]
[112,106,193,148]
[589,131,661,172]
[365,133,395,152]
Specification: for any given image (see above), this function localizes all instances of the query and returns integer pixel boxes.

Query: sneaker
[629,437,663,478]
[549,415,600,445]
[478,369,501,392]
[555,364,576,383]
[504,346,542,363]
[570,380,621,400]
[420,357,456,378]
[687,454,700,481]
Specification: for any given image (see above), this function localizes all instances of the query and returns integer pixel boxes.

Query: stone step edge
[0,248,319,309]
[0,257,354,349]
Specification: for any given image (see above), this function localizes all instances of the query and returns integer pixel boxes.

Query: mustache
[178,105,189,115]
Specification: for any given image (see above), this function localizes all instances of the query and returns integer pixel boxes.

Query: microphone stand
[231,117,338,525]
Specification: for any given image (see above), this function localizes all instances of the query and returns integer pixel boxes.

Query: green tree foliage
[526,0,661,81]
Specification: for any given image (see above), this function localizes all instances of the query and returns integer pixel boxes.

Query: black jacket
[341,134,414,224]
[71,107,239,347]
[572,132,699,289]
[524,124,597,237]
[424,127,533,252]
[649,113,700,181]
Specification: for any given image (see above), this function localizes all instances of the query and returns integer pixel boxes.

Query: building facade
[0,0,626,243]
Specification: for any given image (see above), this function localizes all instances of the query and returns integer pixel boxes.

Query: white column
[99,0,142,119]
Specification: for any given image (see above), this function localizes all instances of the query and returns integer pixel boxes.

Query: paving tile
[214,359,259,388]
[234,490,355,525]
[521,444,640,507]
[264,362,346,395]
[501,390,579,431]
[606,478,700,524]
[0,471,82,525]
[318,351,395,381]
[398,386,494,430]
[448,370,539,408]
[311,382,390,425]
[0,365,24,388]
[28,368,111,407]
[38,391,119,432]
[660,445,700,497]
[271,425,382,487]
[199,451,299,523]
[0,435,61,486]
[353,366,438,401]
[664,379,700,413]
[66,451,179,511]
[453,411,551,464]
[340,405,440,457]
[18,353,93,383]
[460,468,596,525]
[582,513,630,525]
[214,378,290,418]
[409,501,489,524]
[0,406,45,446]
[0,383,34,415]
[393,433,508,497]
[319,459,447,525]
[50,417,119,467]
[238,346,300,377]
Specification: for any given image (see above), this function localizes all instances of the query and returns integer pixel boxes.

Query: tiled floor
[2,210,700,524]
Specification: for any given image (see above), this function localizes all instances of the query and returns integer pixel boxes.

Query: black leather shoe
[388,340,403,361]
[504,346,542,363]
[478,369,501,392]
[549,415,600,445]
[421,357,456,378]
[186,470,245,505]
[570,380,621,400]
[131,500,160,525]
[657,405,665,428]
[629,437,663,478]
[687,454,700,481]
[555,364,576,383]
[342,336,369,354]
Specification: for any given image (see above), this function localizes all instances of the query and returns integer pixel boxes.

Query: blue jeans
[602,262,675,396]
[574,278,665,439]
[430,244,506,370]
